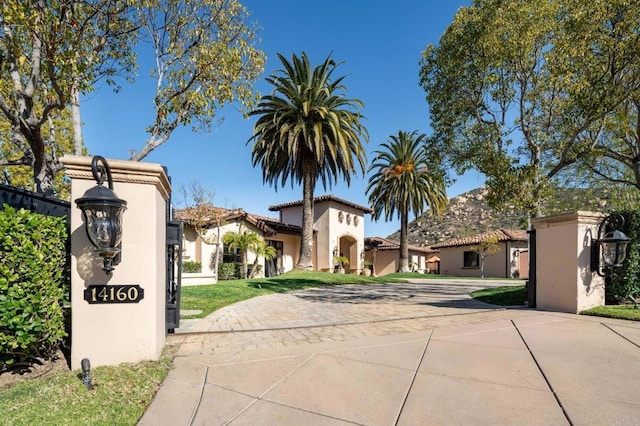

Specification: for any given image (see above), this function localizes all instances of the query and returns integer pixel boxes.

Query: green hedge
[607,210,640,304]
[218,262,241,280]
[182,261,202,273]
[0,206,68,368]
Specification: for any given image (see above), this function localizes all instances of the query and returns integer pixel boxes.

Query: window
[463,251,479,268]
[223,246,240,263]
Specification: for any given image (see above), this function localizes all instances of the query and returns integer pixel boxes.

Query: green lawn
[470,285,640,322]
[580,304,640,321]
[470,285,528,306]
[0,357,172,426]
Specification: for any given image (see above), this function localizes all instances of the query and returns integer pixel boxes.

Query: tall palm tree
[222,230,261,279]
[366,131,448,272]
[249,52,368,270]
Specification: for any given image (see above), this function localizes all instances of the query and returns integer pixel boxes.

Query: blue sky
[80,0,483,238]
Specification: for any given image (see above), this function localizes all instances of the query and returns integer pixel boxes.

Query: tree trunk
[30,131,57,196]
[399,208,410,272]
[212,226,221,281]
[296,161,315,270]
[71,86,83,155]
[240,251,248,279]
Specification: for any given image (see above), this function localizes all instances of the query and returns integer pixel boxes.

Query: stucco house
[176,195,374,283]
[364,237,440,276]
[431,229,528,279]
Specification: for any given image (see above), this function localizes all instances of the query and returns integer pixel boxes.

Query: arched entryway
[337,234,358,274]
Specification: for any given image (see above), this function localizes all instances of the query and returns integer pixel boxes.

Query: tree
[470,234,500,279]
[248,239,276,279]
[366,131,447,272]
[178,180,227,278]
[222,229,261,279]
[419,0,640,218]
[129,0,265,161]
[573,98,640,192]
[1,106,80,199]
[0,0,137,194]
[249,52,368,270]
[1,0,265,195]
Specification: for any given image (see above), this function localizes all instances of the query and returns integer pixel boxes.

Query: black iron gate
[166,220,182,332]
[527,228,537,308]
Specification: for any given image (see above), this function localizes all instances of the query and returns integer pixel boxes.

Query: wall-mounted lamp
[333,246,339,258]
[75,156,127,277]
[591,214,631,277]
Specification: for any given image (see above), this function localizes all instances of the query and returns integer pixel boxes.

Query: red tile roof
[364,236,438,254]
[269,194,374,214]
[175,206,302,237]
[430,229,527,249]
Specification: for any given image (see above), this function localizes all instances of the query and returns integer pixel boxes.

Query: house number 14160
[83,285,144,304]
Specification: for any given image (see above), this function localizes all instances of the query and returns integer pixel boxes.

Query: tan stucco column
[62,155,171,370]
[531,211,605,313]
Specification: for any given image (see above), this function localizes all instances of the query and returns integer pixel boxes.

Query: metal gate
[166,220,182,332]
[527,228,537,308]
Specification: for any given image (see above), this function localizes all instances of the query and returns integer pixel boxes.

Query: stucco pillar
[61,155,171,370]
[531,211,605,313]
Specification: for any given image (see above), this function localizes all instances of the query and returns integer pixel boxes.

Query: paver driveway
[141,279,640,425]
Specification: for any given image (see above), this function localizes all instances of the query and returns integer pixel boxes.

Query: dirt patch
[0,350,71,389]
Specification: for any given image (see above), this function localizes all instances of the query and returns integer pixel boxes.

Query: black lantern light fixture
[591,214,631,277]
[75,156,127,276]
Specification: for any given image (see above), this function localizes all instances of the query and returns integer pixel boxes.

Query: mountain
[386,186,621,246]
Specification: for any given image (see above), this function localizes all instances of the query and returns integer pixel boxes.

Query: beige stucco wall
[532,211,605,313]
[279,205,303,226]
[181,219,292,284]
[438,242,527,278]
[278,201,366,273]
[373,249,398,276]
[62,155,170,370]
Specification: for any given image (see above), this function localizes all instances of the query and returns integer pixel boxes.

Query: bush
[607,210,640,304]
[182,261,202,273]
[0,206,68,368]
[218,262,241,280]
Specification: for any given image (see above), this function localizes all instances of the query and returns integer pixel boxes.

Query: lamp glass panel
[602,241,628,266]
[83,206,124,250]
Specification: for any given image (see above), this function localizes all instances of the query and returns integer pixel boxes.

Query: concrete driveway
[140,279,640,425]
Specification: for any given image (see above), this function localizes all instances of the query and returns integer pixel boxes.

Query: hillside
[387,187,620,246]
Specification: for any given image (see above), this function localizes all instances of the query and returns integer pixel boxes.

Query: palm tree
[249,240,277,280]
[366,131,447,272]
[248,52,368,270]
[222,230,261,279]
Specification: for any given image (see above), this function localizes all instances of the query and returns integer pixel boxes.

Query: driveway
[140,279,640,425]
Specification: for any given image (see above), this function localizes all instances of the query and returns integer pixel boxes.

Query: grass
[181,270,407,318]
[471,285,640,322]
[0,356,172,426]
[580,304,640,321]
[470,285,527,306]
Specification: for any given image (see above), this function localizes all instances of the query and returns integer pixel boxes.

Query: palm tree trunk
[399,208,410,272]
[241,251,248,279]
[296,162,315,270]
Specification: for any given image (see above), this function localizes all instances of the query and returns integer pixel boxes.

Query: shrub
[606,210,640,304]
[0,206,68,368]
[182,260,202,273]
[218,262,241,280]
